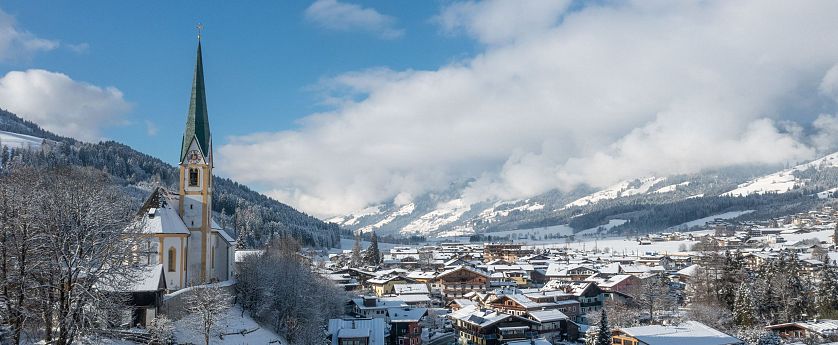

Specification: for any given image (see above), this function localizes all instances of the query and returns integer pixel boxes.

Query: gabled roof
[618,321,742,345]
[139,205,190,235]
[437,265,489,279]
[328,318,386,345]
[180,41,212,163]
[528,310,568,323]
[449,305,512,328]
[393,284,429,295]
[494,294,556,310]
[387,307,427,323]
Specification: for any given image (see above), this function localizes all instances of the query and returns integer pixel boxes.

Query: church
[135,36,235,291]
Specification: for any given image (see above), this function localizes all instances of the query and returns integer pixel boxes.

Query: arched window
[188,168,199,187]
[167,247,176,272]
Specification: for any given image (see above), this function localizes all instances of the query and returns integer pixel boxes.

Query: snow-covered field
[174,305,285,345]
[667,210,754,230]
[0,130,44,149]
[653,181,689,194]
[475,219,628,241]
[530,231,713,255]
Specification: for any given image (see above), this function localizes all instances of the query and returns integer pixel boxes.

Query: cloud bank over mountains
[220,0,838,217]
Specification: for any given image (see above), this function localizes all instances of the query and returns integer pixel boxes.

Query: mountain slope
[0,109,340,248]
[333,157,838,238]
[723,152,838,197]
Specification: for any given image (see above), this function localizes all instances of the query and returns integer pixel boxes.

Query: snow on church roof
[211,218,236,244]
[140,206,189,235]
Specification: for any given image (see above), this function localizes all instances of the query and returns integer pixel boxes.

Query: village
[300,206,838,345]
[5,2,838,345]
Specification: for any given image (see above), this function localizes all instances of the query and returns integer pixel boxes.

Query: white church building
[134,36,235,290]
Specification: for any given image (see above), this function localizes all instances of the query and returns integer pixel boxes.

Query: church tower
[179,36,214,284]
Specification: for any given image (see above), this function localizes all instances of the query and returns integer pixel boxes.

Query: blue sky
[0,0,477,164]
[3,1,838,218]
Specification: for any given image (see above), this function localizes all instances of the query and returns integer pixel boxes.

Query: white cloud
[305,0,403,39]
[0,69,131,141]
[221,0,838,217]
[435,0,572,45]
[0,8,58,61]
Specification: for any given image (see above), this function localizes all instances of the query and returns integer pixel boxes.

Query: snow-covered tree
[778,250,811,322]
[350,234,363,267]
[236,236,347,345]
[584,328,598,345]
[185,285,232,345]
[733,282,757,327]
[146,315,174,345]
[596,309,611,345]
[0,166,144,345]
[636,274,676,323]
[686,303,733,332]
[737,328,781,345]
[364,231,381,266]
[816,264,838,318]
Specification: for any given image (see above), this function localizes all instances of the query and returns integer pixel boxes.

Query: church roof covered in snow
[140,205,189,235]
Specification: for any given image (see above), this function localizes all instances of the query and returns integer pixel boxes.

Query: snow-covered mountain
[723,152,838,197]
[329,153,838,238]
[563,176,666,208]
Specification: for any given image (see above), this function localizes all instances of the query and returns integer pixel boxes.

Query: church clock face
[187,149,202,164]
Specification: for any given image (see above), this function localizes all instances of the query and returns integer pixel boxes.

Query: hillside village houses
[314,206,838,345]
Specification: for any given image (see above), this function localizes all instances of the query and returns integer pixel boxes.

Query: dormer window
[189,168,199,187]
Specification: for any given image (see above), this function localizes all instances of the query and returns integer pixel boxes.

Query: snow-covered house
[328,318,387,345]
[612,321,743,345]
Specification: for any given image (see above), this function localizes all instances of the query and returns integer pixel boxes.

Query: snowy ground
[480,219,628,240]
[667,210,754,230]
[528,231,714,255]
[174,305,285,345]
[337,238,399,252]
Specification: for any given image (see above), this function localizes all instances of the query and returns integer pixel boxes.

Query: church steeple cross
[196,23,203,41]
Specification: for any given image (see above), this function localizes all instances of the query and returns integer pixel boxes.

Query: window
[189,168,199,187]
[167,247,176,272]
[211,247,215,269]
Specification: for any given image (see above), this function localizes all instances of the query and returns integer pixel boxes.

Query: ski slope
[0,130,44,149]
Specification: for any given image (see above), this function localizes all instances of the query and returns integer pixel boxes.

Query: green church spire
[180,38,211,163]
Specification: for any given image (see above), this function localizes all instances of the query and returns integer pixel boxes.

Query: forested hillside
[0,109,340,248]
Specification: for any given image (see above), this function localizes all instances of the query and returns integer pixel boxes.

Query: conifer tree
[816,265,838,318]
[596,309,610,345]
[719,251,744,309]
[780,251,809,322]
[753,261,780,324]
[734,282,757,327]
[364,231,381,266]
[350,233,363,267]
